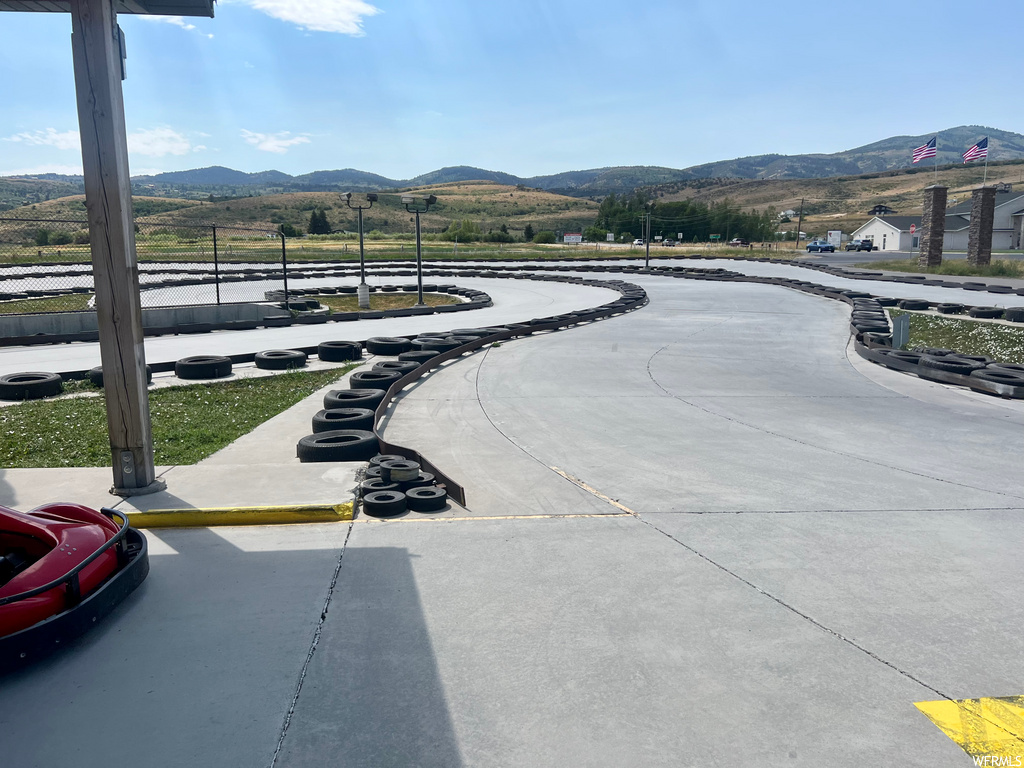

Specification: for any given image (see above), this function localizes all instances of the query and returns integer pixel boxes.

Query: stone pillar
[967,186,997,266]
[918,185,947,268]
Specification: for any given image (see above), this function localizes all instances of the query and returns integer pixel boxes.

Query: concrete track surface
[2,269,1023,766]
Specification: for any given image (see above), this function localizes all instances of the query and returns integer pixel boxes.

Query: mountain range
[8,125,1024,200]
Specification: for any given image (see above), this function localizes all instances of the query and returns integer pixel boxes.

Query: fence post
[212,224,221,305]
[280,232,289,304]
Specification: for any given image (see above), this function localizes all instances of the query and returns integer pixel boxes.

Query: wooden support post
[71,0,163,496]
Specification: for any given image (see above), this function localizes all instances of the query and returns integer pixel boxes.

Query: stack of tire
[360,454,448,517]
[297,336,430,464]
[850,297,891,344]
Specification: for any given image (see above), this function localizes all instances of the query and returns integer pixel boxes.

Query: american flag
[963,137,989,163]
[912,137,937,164]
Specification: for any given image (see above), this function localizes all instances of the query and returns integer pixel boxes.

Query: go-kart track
[2,257,1023,766]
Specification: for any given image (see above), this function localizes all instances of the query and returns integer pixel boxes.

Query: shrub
[533,230,556,244]
[34,229,50,246]
[49,231,73,246]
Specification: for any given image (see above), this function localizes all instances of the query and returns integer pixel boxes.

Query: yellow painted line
[549,467,638,515]
[127,502,353,529]
[354,512,633,524]
[916,696,1024,762]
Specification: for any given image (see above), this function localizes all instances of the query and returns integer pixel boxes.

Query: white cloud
[226,0,381,35]
[0,164,83,177]
[3,128,80,151]
[139,15,196,30]
[241,129,311,154]
[128,127,194,157]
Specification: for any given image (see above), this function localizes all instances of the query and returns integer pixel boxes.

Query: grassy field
[0,367,355,468]
[317,293,458,312]
[856,259,1024,279]
[0,294,92,314]
[890,309,1024,363]
[0,235,802,266]
[651,160,1024,241]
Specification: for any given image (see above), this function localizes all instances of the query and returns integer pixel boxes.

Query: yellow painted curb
[127,502,354,529]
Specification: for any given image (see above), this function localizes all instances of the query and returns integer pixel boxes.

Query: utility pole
[795,198,805,250]
[645,211,651,268]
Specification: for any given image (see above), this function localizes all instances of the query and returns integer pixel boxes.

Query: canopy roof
[0,0,213,16]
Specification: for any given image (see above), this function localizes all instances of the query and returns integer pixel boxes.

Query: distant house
[946,189,1024,250]
[869,204,896,216]
[851,187,1024,251]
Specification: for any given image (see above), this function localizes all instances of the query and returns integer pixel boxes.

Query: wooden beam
[71,0,163,495]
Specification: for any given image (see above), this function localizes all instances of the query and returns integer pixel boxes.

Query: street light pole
[403,194,437,308]
[343,192,377,309]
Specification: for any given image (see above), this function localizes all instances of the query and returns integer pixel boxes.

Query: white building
[850,187,1024,252]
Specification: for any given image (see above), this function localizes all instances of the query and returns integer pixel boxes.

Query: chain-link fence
[0,218,288,315]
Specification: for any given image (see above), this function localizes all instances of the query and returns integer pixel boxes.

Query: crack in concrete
[269,522,354,768]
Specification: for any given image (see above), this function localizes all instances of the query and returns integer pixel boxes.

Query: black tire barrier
[296,430,380,463]
[449,327,499,338]
[365,336,413,355]
[988,363,1024,374]
[349,370,403,390]
[0,372,63,401]
[919,355,986,375]
[967,369,1024,398]
[897,299,930,310]
[369,453,407,467]
[372,360,420,376]
[324,388,387,410]
[380,459,420,483]
[365,465,382,479]
[949,354,993,365]
[399,471,435,491]
[405,486,448,512]
[362,490,407,518]
[398,350,441,363]
[312,408,376,433]
[936,303,966,314]
[1004,308,1024,323]
[968,307,1004,319]
[254,349,307,370]
[359,478,400,496]
[912,347,953,357]
[417,337,466,353]
[175,355,232,380]
[317,341,363,362]
[88,365,152,387]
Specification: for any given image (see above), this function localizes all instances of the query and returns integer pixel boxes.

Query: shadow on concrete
[0,530,461,768]
[276,546,464,768]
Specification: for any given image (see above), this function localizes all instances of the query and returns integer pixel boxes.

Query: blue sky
[0,0,1021,179]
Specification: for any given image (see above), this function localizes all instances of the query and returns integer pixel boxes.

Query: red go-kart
[1,503,149,673]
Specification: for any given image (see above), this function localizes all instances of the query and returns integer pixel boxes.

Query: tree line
[587,193,776,242]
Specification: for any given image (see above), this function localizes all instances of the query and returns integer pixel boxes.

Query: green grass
[0,366,356,468]
[317,293,457,312]
[856,259,1024,279]
[890,309,1024,363]
[0,295,92,315]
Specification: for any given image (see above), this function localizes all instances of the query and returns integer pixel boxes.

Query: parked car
[662,239,676,247]
[632,239,645,246]
[806,240,835,253]
[728,238,749,247]
[845,239,874,252]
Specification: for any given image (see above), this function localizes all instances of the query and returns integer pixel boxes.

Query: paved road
[2,270,1023,766]
[359,275,1024,765]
